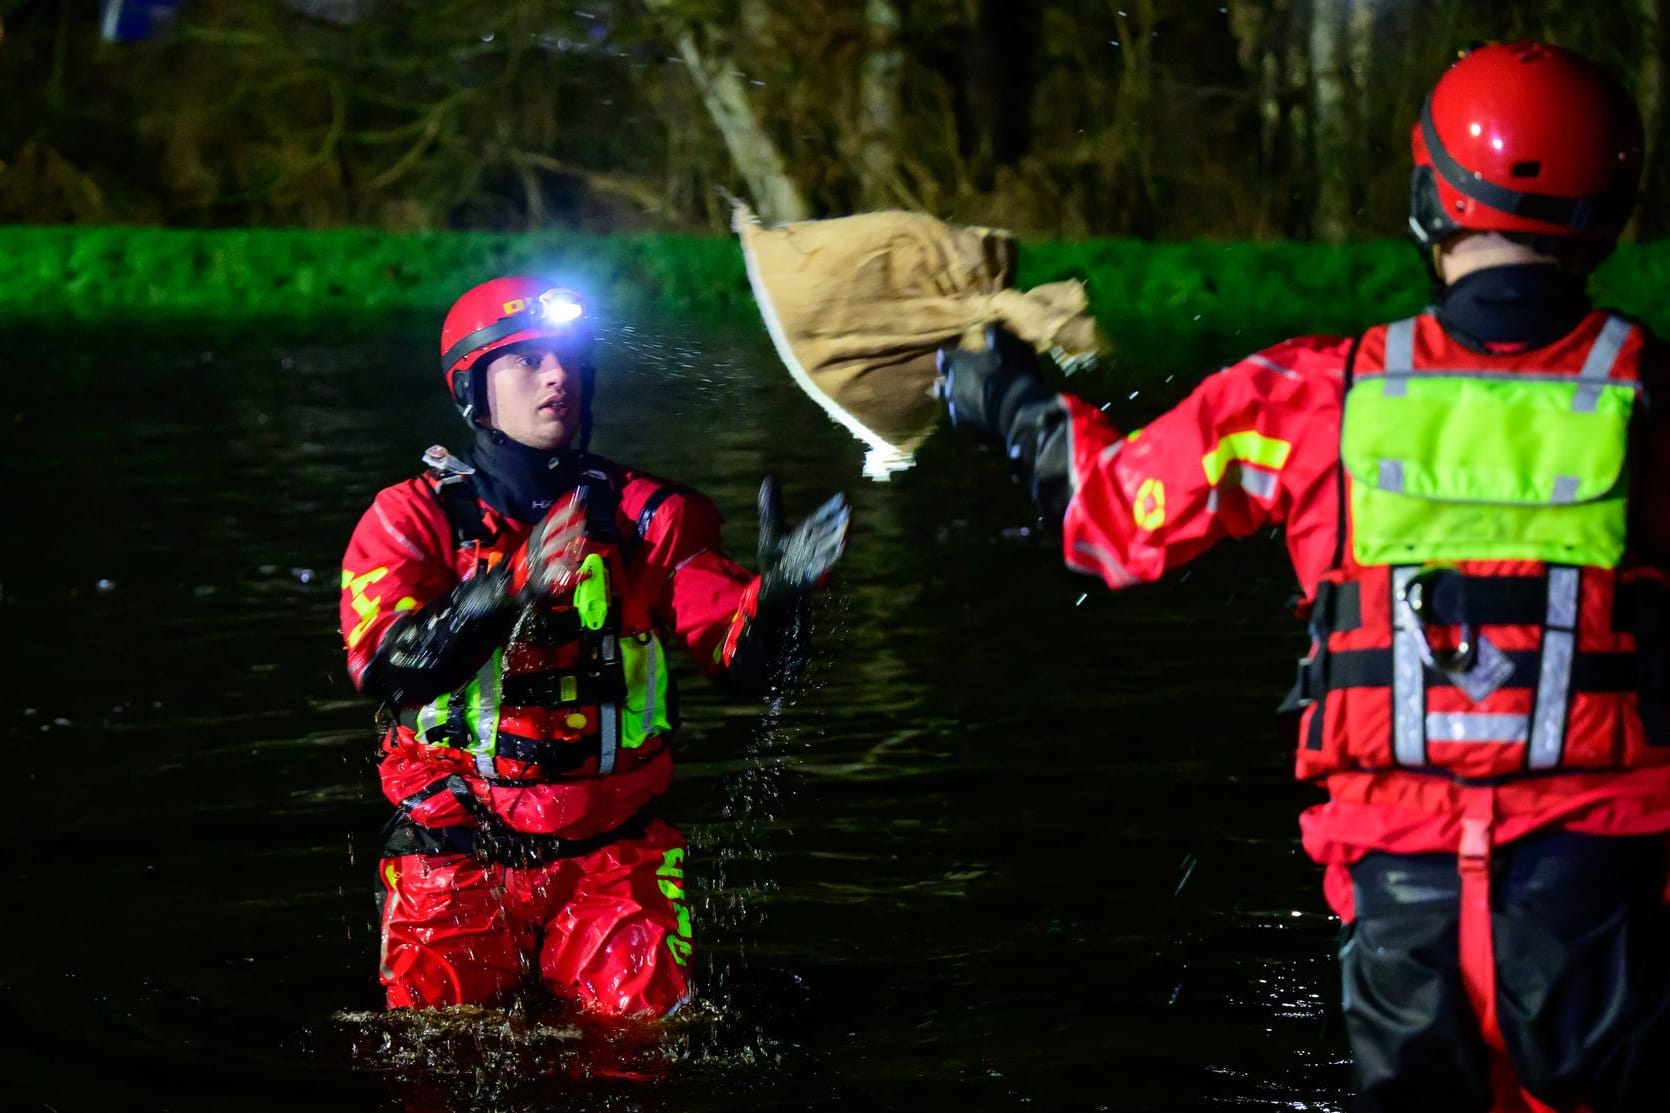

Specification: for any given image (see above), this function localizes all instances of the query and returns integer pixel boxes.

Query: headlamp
[539,288,584,326]
[441,285,591,374]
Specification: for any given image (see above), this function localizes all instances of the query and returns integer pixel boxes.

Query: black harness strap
[382,806,656,868]
[1330,332,1364,572]
[433,475,494,546]
[1321,647,1642,695]
[498,667,628,709]
[636,485,688,544]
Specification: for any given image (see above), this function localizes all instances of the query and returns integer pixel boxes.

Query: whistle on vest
[573,552,610,631]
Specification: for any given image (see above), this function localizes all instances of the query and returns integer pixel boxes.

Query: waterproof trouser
[1340,832,1670,1113]
[376,818,694,1017]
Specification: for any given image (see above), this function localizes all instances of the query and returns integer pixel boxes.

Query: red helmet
[1409,43,1642,254]
[439,276,594,430]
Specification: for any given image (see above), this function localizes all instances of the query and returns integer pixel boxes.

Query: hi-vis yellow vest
[1291,311,1669,783]
[1342,314,1638,568]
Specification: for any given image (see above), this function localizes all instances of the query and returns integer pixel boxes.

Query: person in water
[937,43,1669,1111]
[339,276,849,1016]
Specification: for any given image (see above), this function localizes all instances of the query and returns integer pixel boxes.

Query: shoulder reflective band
[1420,97,1632,233]
[574,553,610,631]
[1383,317,1415,389]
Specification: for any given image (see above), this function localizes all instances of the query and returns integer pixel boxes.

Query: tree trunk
[1307,0,1351,242]
[855,0,905,209]
[1226,0,1281,234]
[1636,0,1665,238]
[1110,0,1157,228]
[646,2,810,225]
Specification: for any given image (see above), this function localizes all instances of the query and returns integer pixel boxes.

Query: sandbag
[735,204,1103,478]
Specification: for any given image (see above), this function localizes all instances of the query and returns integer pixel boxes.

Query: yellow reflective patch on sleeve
[395,597,417,612]
[1201,431,1292,486]
[344,566,391,648]
[1133,477,1166,530]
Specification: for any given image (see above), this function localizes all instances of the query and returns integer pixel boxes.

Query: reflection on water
[9,320,1348,1111]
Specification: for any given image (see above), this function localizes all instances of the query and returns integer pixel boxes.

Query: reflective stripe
[1546,565,1580,628]
[642,643,659,739]
[472,652,500,776]
[1067,540,1138,587]
[1528,567,1580,770]
[1382,318,1416,392]
[1248,354,1298,378]
[1201,430,1293,485]
[1550,475,1581,504]
[1391,567,1427,766]
[1236,467,1278,499]
[598,704,618,775]
[417,693,446,742]
[1573,314,1633,413]
[598,634,619,775]
[1425,712,1528,743]
[1379,458,1405,493]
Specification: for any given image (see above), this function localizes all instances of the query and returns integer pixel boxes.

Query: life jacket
[393,446,683,785]
[1290,310,1670,783]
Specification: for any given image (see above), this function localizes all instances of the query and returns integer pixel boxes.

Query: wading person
[937,44,1669,1111]
[339,276,848,1017]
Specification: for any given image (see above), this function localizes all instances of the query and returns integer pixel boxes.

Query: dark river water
[8,319,1349,1111]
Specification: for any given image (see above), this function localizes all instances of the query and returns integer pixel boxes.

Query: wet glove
[725,478,850,697]
[936,324,1058,450]
[508,490,588,601]
[755,477,850,617]
[365,492,590,706]
[937,324,1073,529]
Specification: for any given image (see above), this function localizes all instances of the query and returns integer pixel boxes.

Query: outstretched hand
[935,324,1054,448]
[757,476,850,610]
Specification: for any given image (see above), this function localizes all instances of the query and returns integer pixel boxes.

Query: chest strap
[1315,574,1662,634]
[1286,570,1668,763]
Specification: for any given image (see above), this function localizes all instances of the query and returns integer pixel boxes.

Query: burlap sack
[736,204,1103,478]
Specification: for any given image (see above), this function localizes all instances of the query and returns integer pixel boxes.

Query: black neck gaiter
[465,430,589,524]
[1434,263,1591,353]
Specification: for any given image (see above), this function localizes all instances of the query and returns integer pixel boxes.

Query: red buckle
[1459,814,1492,873]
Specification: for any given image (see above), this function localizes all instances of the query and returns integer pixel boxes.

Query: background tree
[0,0,1663,239]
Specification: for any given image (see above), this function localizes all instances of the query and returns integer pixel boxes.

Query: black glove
[725,479,850,697]
[363,569,518,707]
[756,477,850,614]
[936,324,1056,449]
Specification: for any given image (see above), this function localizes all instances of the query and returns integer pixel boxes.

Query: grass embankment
[4,227,1667,382]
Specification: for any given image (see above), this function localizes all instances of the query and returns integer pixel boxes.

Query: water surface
[9,321,1349,1111]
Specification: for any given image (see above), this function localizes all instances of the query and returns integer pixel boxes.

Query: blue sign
[99,0,182,43]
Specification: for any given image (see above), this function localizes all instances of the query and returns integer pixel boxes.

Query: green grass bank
[6,226,1668,375]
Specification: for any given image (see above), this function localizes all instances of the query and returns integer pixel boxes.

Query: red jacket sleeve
[1060,335,1351,590]
[339,480,459,689]
[625,485,755,681]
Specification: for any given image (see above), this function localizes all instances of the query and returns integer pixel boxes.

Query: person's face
[484,342,583,450]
